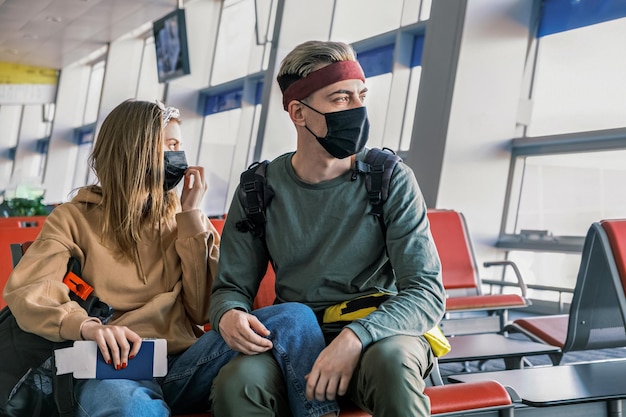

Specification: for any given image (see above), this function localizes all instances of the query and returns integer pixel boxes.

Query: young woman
[4,99,329,416]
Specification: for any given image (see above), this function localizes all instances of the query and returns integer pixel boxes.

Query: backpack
[234,147,452,357]
[0,257,113,417]
[235,147,401,239]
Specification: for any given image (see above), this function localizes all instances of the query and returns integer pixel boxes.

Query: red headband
[282,60,365,110]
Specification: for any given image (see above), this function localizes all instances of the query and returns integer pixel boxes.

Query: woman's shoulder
[45,188,103,229]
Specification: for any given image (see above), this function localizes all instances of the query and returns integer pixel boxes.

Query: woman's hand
[180,166,208,211]
[80,321,143,371]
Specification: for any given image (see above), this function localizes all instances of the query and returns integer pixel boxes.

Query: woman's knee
[75,379,169,417]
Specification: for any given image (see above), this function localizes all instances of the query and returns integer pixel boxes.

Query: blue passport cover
[95,341,155,379]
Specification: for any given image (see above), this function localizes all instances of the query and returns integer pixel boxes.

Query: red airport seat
[176,379,515,416]
[427,209,529,335]
[504,219,626,365]
[0,217,46,308]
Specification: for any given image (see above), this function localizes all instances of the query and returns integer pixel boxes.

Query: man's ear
[288,100,306,126]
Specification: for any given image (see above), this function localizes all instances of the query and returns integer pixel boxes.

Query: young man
[209,40,445,417]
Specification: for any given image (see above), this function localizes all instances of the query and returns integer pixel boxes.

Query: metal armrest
[482,260,528,298]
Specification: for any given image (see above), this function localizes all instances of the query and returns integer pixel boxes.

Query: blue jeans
[73,303,338,417]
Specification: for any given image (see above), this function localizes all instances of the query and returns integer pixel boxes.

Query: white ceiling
[0,0,181,70]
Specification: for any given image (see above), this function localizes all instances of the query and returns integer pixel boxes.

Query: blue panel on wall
[4,146,16,161]
[254,81,264,106]
[358,43,395,78]
[36,138,49,154]
[410,35,425,67]
[538,0,626,37]
[74,125,95,145]
[203,88,243,115]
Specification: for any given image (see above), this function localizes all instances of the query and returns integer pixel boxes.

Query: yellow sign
[0,62,59,85]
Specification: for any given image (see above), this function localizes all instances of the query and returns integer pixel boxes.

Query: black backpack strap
[235,160,274,238]
[363,148,402,238]
[54,259,114,417]
[52,345,74,417]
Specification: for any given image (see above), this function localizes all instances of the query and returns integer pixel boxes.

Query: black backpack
[235,147,402,240]
[0,258,113,417]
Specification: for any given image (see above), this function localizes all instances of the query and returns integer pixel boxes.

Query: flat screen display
[153,8,191,83]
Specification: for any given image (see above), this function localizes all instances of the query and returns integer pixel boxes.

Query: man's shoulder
[262,152,293,182]
[267,152,293,167]
[241,152,292,174]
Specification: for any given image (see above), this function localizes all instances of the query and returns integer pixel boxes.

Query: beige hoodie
[3,188,219,354]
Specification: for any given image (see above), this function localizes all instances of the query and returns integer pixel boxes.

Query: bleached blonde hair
[277,40,357,93]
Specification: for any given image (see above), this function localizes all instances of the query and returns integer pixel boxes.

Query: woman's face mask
[300,102,370,159]
[163,151,188,191]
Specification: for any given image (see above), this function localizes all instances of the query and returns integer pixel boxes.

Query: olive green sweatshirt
[210,149,445,349]
[4,188,219,354]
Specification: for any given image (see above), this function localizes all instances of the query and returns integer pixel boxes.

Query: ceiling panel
[0,0,180,70]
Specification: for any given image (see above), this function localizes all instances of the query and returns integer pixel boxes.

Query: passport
[54,339,167,379]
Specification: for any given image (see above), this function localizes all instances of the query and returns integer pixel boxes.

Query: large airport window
[503,148,626,241]
[331,0,431,43]
[199,77,264,216]
[353,30,425,152]
[200,0,277,212]
[499,4,626,308]
[527,17,626,136]
[499,133,626,303]
[72,124,96,190]
[211,0,275,86]
[83,60,105,125]
[0,105,22,193]
[136,37,165,101]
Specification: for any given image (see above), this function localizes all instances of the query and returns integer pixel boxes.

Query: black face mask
[300,102,370,159]
[163,151,188,191]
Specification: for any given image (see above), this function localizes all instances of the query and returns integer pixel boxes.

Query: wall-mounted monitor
[153,8,191,84]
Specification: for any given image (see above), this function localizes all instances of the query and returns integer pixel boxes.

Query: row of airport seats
[447,219,626,416]
[502,219,626,364]
[0,210,521,334]
[7,213,519,417]
[8,210,626,413]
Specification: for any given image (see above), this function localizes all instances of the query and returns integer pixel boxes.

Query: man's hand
[218,309,274,354]
[305,328,362,401]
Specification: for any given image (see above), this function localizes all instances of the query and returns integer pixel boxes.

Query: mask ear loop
[299,100,327,141]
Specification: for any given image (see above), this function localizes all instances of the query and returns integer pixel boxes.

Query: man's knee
[361,335,433,381]
[352,336,433,416]
[210,351,290,416]
[254,302,318,329]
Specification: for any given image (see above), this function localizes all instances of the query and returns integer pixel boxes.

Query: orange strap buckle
[63,271,94,301]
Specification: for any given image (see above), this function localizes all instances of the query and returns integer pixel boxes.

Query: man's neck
[291,150,353,184]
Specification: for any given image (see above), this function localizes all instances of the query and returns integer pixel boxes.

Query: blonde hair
[277,40,357,92]
[88,99,179,261]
